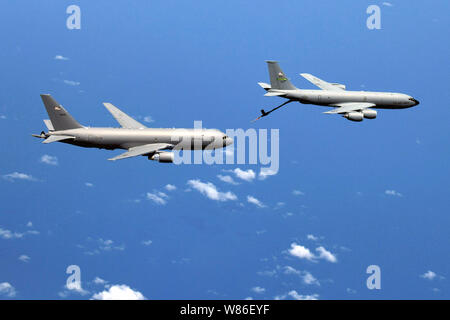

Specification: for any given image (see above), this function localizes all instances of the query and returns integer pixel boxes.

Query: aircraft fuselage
[278,89,419,109]
[46,127,232,151]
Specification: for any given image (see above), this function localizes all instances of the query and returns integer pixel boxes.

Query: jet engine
[343,112,364,122]
[149,152,174,163]
[362,109,377,119]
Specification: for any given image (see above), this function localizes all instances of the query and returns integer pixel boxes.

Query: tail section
[40,94,83,131]
[266,61,297,90]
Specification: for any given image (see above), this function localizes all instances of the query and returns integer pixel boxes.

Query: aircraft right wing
[108,143,173,161]
[323,102,375,114]
[300,73,346,91]
[103,103,147,129]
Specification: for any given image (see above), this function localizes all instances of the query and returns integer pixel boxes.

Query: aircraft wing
[108,143,173,161]
[103,103,147,129]
[323,102,375,114]
[300,73,346,91]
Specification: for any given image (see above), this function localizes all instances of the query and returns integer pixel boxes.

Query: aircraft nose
[410,97,420,106]
[223,137,233,147]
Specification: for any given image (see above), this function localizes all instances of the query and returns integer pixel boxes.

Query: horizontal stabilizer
[103,103,147,129]
[42,135,75,144]
[108,143,173,161]
[264,91,286,97]
[257,82,271,90]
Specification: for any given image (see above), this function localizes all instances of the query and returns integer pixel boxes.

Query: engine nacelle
[343,112,364,122]
[149,152,174,163]
[362,109,377,119]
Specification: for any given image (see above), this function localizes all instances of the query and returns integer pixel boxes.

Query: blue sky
[0,0,449,299]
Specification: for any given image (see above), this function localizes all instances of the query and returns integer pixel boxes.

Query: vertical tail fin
[40,94,83,131]
[266,61,297,90]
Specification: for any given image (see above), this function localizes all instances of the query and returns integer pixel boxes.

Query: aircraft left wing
[108,143,173,161]
[300,73,346,91]
[323,102,375,114]
[103,103,147,129]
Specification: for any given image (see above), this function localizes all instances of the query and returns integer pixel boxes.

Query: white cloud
[93,277,107,285]
[63,280,89,296]
[18,255,30,263]
[288,243,315,261]
[257,270,276,277]
[288,243,337,263]
[292,190,305,196]
[275,201,285,208]
[420,270,437,280]
[302,271,319,285]
[284,266,301,275]
[143,116,154,123]
[26,221,33,228]
[316,246,337,263]
[2,172,37,182]
[0,282,16,297]
[0,227,23,239]
[288,290,319,300]
[54,55,69,60]
[275,290,319,300]
[247,195,266,208]
[258,168,277,180]
[307,234,319,241]
[92,284,145,300]
[217,175,239,185]
[83,238,125,255]
[283,266,319,285]
[146,192,168,205]
[346,288,357,294]
[165,184,177,191]
[85,182,94,187]
[98,238,124,251]
[142,240,153,246]
[0,115,6,119]
[251,286,266,294]
[233,168,256,182]
[63,80,80,86]
[382,2,393,7]
[187,179,237,202]
[224,148,234,157]
[40,154,58,166]
[385,189,403,197]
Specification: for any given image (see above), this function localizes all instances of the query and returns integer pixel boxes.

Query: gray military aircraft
[254,61,419,122]
[33,94,233,162]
